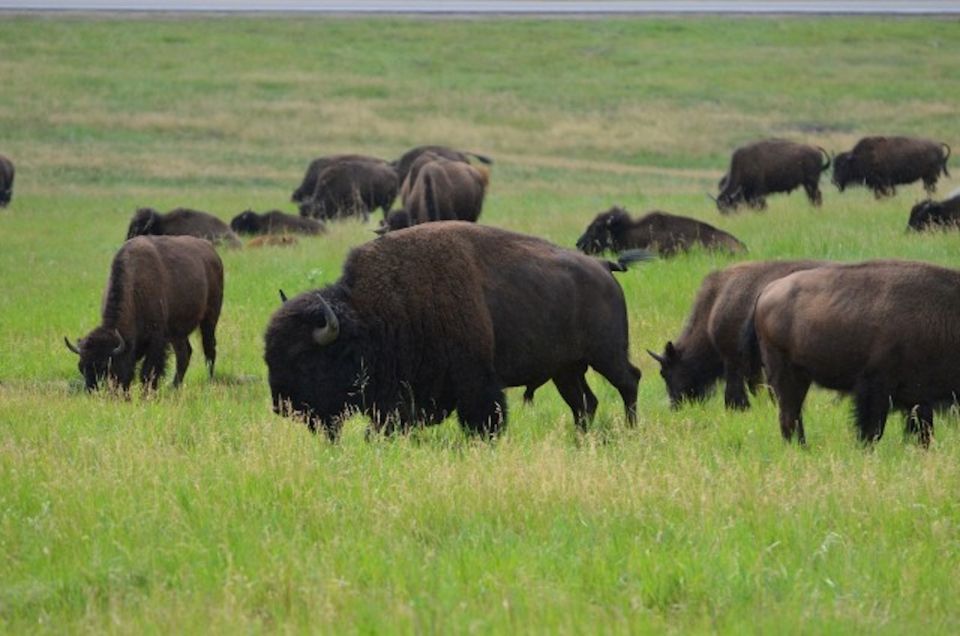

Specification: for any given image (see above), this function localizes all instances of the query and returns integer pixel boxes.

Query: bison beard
[263,222,641,439]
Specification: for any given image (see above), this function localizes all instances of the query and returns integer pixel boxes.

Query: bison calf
[748,260,960,447]
[65,236,224,392]
[833,136,951,198]
[264,222,641,439]
[576,207,746,257]
[230,209,324,235]
[127,207,242,248]
[0,154,14,207]
[907,193,960,231]
[713,139,830,213]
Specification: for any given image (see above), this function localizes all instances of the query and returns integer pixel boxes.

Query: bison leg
[171,337,192,387]
[852,378,891,444]
[904,403,934,448]
[552,366,598,431]
[200,320,218,378]
[722,362,750,411]
[923,175,938,194]
[140,340,168,391]
[803,181,823,207]
[762,347,810,444]
[591,358,641,427]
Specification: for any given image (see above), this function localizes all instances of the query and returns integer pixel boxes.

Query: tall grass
[1,14,960,633]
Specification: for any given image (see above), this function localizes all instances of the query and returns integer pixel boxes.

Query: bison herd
[3,131,950,448]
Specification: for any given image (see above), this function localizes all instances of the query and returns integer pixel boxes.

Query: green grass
[2,14,960,633]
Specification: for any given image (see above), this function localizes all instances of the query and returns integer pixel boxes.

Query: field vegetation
[1,14,960,633]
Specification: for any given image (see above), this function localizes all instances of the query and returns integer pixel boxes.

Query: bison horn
[312,294,340,346]
[111,330,126,356]
[646,349,666,365]
[64,336,81,355]
[279,289,288,303]
[706,192,718,203]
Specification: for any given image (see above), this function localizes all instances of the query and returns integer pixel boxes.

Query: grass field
[2,13,960,633]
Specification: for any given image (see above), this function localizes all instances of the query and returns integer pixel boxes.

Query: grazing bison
[908,193,960,231]
[64,236,224,392]
[230,209,324,235]
[291,154,389,205]
[400,157,489,227]
[298,159,398,221]
[392,145,493,186]
[833,136,951,198]
[713,139,831,213]
[126,207,242,248]
[648,260,825,410]
[264,222,642,439]
[0,154,14,207]
[746,260,960,447]
[576,207,746,257]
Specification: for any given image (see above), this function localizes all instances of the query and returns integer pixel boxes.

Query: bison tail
[739,314,762,393]
[605,248,656,272]
[818,146,831,173]
[475,164,491,189]
[942,142,951,177]
[424,172,439,222]
[467,152,494,165]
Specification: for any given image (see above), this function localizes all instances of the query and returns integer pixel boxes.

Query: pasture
[2,13,960,633]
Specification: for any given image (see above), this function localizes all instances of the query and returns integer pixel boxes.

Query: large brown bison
[648,260,825,410]
[126,207,242,248]
[833,136,951,198]
[263,222,642,439]
[297,158,398,221]
[392,145,493,186]
[291,154,389,205]
[64,236,224,392]
[230,209,324,235]
[712,139,831,213]
[576,207,746,257]
[746,260,960,447]
[0,154,13,207]
[380,157,490,233]
[908,193,960,231]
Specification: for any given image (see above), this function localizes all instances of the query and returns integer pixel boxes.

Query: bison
[908,193,960,231]
[392,145,493,186]
[833,136,951,198]
[297,159,398,221]
[230,209,324,235]
[0,154,14,207]
[64,236,224,392]
[746,259,960,447]
[263,221,642,439]
[291,154,389,205]
[404,157,489,225]
[576,207,746,257]
[126,207,242,248]
[648,260,825,410]
[712,139,831,213]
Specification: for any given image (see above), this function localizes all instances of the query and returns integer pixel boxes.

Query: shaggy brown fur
[0,154,14,207]
[714,139,831,213]
[908,193,960,231]
[747,260,960,446]
[264,222,641,439]
[291,154,390,204]
[298,159,398,221]
[230,210,324,235]
[833,136,951,198]
[401,157,489,226]
[126,207,242,248]
[64,236,223,392]
[576,207,746,257]
[392,145,493,186]
[649,260,825,410]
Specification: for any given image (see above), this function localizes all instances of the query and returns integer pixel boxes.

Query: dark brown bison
[392,145,493,186]
[291,154,389,205]
[908,192,960,231]
[64,236,224,392]
[230,209,324,235]
[576,207,746,257]
[0,154,14,207]
[297,159,398,221]
[712,139,831,213]
[126,207,242,248]
[649,260,825,410]
[400,157,489,226]
[746,260,960,447]
[833,136,951,198]
[263,222,642,439]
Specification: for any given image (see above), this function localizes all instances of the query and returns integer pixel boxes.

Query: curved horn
[646,349,666,365]
[111,329,125,356]
[279,289,288,303]
[312,294,340,346]
[64,336,81,355]
[706,192,718,203]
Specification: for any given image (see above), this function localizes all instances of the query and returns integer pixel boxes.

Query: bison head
[647,342,719,408]
[576,207,630,254]
[126,207,162,239]
[908,200,941,230]
[831,152,863,192]
[711,180,744,214]
[64,327,127,391]
[230,210,262,234]
[375,210,412,235]
[264,290,371,439]
[0,187,10,207]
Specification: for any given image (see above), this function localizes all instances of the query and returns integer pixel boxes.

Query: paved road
[2,1,959,14]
